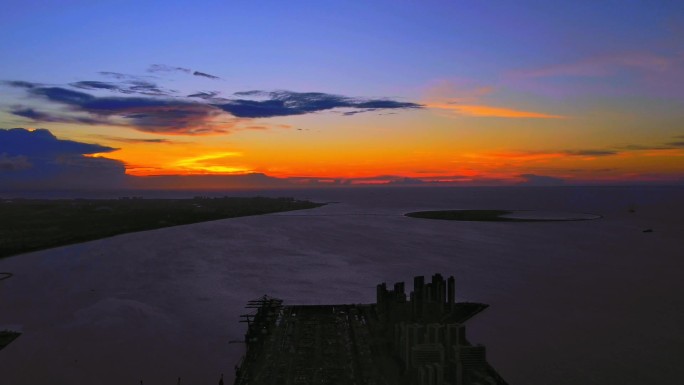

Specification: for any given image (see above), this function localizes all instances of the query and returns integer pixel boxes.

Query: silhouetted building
[377,274,498,384]
[234,274,505,385]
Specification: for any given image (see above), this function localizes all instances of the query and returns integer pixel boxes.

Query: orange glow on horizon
[70,111,684,186]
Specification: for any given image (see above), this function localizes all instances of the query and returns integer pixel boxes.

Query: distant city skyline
[2,1,684,189]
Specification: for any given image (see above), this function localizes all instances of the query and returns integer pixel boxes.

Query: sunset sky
[2,1,684,189]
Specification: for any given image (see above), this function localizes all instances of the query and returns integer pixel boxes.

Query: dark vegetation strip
[0,197,324,259]
[405,209,572,222]
[406,210,523,221]
[0,331,21,351]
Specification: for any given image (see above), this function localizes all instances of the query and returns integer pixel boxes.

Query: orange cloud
[473,152,567,161]
[172,151,250,174]
[427,103,565,119]
[422,79,565,119]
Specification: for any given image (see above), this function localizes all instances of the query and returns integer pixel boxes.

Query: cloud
[618,141,684,151]
[423,80,564,119]
[116,104,224,134]
[187,91,221,99]
[13,84,224,135]
[4,78,423,134]
[3,80,38,89]
[10,107,112,125]
[27,86,96,105]
[233,90,264,97]
[89,135,172,144]
[342,109,376,116]
[173,152,247,174]
[285,174,512,187]
[70,81,121,92]
[193,71,220,80]
[465,142,684,167]
[98,71,131,80]
[215,90,421,118]
[518,173,566,186]
[464,149,621,165]
[148,65,220,80]
[564,149,618,156]
[0,128,127,190]
[147,64,191,74]
[513,52,674,79]
[506,51,684,99]
[427,103,565,119]
[70,80,174,96]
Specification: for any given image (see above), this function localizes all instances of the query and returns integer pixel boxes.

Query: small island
[0,196,324,259]
[406,209,600,222]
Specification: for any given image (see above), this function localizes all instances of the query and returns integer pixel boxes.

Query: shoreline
[0,197,324,259]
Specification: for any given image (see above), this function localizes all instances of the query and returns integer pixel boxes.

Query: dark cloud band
[4,78,423,134]
[215,90,422,118]
[193,71,220,79]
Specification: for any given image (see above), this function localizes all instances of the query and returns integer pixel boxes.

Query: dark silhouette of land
[234,274,507,385]
[0,197,323,259]
[407,210,517,221]
[0,330,20,351]
[406,209,599,222]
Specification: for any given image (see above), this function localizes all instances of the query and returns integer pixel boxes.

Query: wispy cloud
[98,71,134,80]
[147,64,221,80]
[564,150,618,156]
[5,80,38,89]
[513,52,674,79]
[470,138,684,165]
[506,51,684,100]
[215,90,421,118]
[70,80,175,96]
[617,135,684,151]
[10,107,112,125]
[187,91,221,99]
[193,71,220,80]
[463,149,619,164]
[427,103,565,119]
[147,64,191,74]
[89,135,173,144]
[423,79,564,119]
